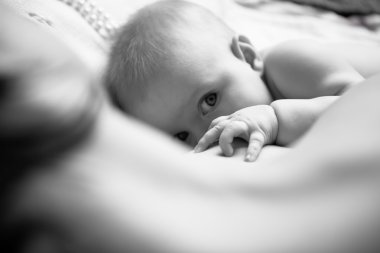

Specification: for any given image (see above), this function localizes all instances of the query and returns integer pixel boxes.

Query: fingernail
[245,154,253,162]
[194,145,201,153]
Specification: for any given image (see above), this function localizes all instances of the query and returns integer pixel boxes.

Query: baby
[105,0,380,161]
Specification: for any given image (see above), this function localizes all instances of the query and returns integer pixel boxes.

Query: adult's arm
[16,74,380,253]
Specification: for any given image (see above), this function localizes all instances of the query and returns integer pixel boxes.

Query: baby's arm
[262,40,380,144]
[270,96,339,146]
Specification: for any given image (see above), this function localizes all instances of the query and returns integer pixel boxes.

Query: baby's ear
[231,35,263,71]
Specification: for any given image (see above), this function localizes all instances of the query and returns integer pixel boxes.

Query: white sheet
[98,0,380,50]
[223,0,380,49]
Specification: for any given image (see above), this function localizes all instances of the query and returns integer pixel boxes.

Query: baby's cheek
[213,100,240,118]
[188,135,199,148]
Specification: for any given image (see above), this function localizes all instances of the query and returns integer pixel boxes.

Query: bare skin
[129,34,380,161]
[3,5,380,252]
[13,75,380,252]
[110,1,380,162]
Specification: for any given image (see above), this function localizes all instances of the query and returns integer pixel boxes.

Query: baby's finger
[245,132,265,162]
[208,115,229,130]
[219,122,246,157]
[194,124,224,152]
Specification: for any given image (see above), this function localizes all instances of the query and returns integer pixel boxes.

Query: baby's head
[106,0,272,146]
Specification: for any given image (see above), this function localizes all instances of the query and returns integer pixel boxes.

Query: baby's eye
[200,93,218,115]
[174,131,189,142]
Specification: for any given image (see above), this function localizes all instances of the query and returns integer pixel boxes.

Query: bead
[58,0,118,40]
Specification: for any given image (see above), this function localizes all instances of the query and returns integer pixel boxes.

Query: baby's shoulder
[262,40,324,68]
[261,39,368,98]
[261,40,325,98]
[263,39,380,78]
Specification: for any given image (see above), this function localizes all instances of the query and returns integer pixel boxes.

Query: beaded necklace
[58,0,118,40]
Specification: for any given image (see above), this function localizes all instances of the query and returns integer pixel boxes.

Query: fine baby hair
[105,0,234,113]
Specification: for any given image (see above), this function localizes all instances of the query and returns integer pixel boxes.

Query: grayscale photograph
[1,0,380,252]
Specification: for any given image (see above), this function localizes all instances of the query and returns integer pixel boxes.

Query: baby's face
[131,42,272,147]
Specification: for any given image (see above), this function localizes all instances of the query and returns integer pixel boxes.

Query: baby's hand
[194,105,278,162]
